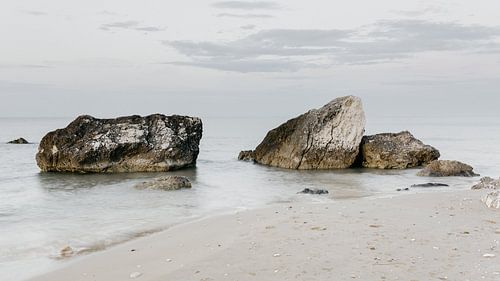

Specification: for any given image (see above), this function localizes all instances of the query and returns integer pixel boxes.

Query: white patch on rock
[51,145,58,154]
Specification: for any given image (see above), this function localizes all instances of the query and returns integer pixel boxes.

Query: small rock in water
[7,138,29,144]
[130,272,143,279]
[298,188,329,195]
[60,246,74,257]
[396,188,410,192]
[411,183,449,188]
[472,177,500,190]
[417,160,479,177]
[134,176,192,191]
[237,150,255,162]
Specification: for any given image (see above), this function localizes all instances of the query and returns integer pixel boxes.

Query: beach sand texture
[29,190,499,281]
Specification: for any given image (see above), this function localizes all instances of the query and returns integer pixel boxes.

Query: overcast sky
[1,0,499,118]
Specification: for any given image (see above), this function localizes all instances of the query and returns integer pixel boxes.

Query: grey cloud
[164,20,500,72]
[21,10,47,16]
[0,64,51,69]
[213,1,280,10]
[100,21,165,32]
[240,24,256,30]
[216,13,273,19]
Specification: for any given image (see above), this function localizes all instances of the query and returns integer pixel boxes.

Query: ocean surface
[1,115,499,281]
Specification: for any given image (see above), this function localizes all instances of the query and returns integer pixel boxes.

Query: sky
[1,0,499,118]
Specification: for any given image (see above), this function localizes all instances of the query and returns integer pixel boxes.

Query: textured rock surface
[8,137,29,144]
[134,176,192,191]
[471,177,500,190]
[36,114,202,173]
[417,160,479,177]
[238,150,255,162]
[357,131,440,169]
[242,96,365,169]
[482,191,500,209]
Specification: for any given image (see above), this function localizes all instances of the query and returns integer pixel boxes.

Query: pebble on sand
[129,271,142,279]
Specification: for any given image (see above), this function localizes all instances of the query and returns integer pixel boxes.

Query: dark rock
[241,96,365,169]
[238,150,255,162]
[471,177,500,190]
[134,176,192,191]
[299,188,329,195]
[36,114,202,173]
[417,160,479,177]
[396,188,410,192]
[357,131,440,169]
[8,138,29,144]
[411,183,449,188]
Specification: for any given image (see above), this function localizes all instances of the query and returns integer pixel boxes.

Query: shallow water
[0,115,499,280]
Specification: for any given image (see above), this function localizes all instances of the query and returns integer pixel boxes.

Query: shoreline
[27,189,499,281]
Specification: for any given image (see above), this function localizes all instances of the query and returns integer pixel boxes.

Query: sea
[1,114,499,281]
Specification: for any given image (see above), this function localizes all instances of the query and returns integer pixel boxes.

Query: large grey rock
[240,96,366,169]
[482,191,500,209]
[417,160,479,177]
[357,131,440,169]
[471,177,500,190]
[36,114,202,173]
[134,176,192,191]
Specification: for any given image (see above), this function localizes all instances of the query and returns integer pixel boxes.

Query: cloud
[240,24,256,30]
[0,64,51,69]
[212,1,280,10]
[100,21,165,32]
[216,13,273,19]
[163,19,500,72]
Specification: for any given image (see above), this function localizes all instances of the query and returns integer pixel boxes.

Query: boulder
[134,176,192,191]
[482,191,500,209]
[240,96,366,169]
[238,150,255,162]
[36,114,202,173]
[417,160,479,177]
[8,137,29,144]
[298,188,329,195]
[357,131,440,169]
[471,177,500,190]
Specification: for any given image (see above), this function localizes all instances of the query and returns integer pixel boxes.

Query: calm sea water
[0,115,499,280]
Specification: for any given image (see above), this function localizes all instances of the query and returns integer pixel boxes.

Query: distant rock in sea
[8,138,29,144]
[356,131,440,169]
[411,183,449,188]
[471,177,500,190]
[134,176,192,191]
[298,188,329,195]
[239,95,366,169]
[417,160,479,177]
[36,114,202,173]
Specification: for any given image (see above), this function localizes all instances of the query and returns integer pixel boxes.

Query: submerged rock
[60,246,74,258]
[8,137,29,144]
[36,114,202,173]
[357,131,440,169]
[299,188,329,195]
[411,183,449,188]
[238,150,255,162]
[482,191,500,209]
[240,96,366,169]
[134,176,192,191]
[471,177,500,190]
[417,160,479,177]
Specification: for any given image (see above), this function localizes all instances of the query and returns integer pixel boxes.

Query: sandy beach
[28,190,499,281]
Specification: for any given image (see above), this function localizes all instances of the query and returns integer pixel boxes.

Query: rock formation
[417,160,479,177]
[238,150,255,162]
[482,191,500,209]
[36,114,202,173]
[239,96,366,169]
[357,131,440,169]
[471,177,500,190]
[8,137,29,144]
[134,176,192,191]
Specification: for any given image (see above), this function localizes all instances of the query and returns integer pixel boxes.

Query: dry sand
[29,190,499,281]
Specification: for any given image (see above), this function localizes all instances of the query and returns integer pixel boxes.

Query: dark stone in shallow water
[299,188,329,195]
[411,183,449,188]
[8,138,29,144]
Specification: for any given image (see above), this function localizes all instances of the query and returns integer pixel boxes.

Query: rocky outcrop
[471,177,500,190]
[36,114,202,173]
[134,176,192,191]
[8,137,29,144]
[482,191,500,209]
[298,188,329,195]
[240,96,366,169]
[417,160,479,177]
[238,150,255,162]
[357,131,440,169]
